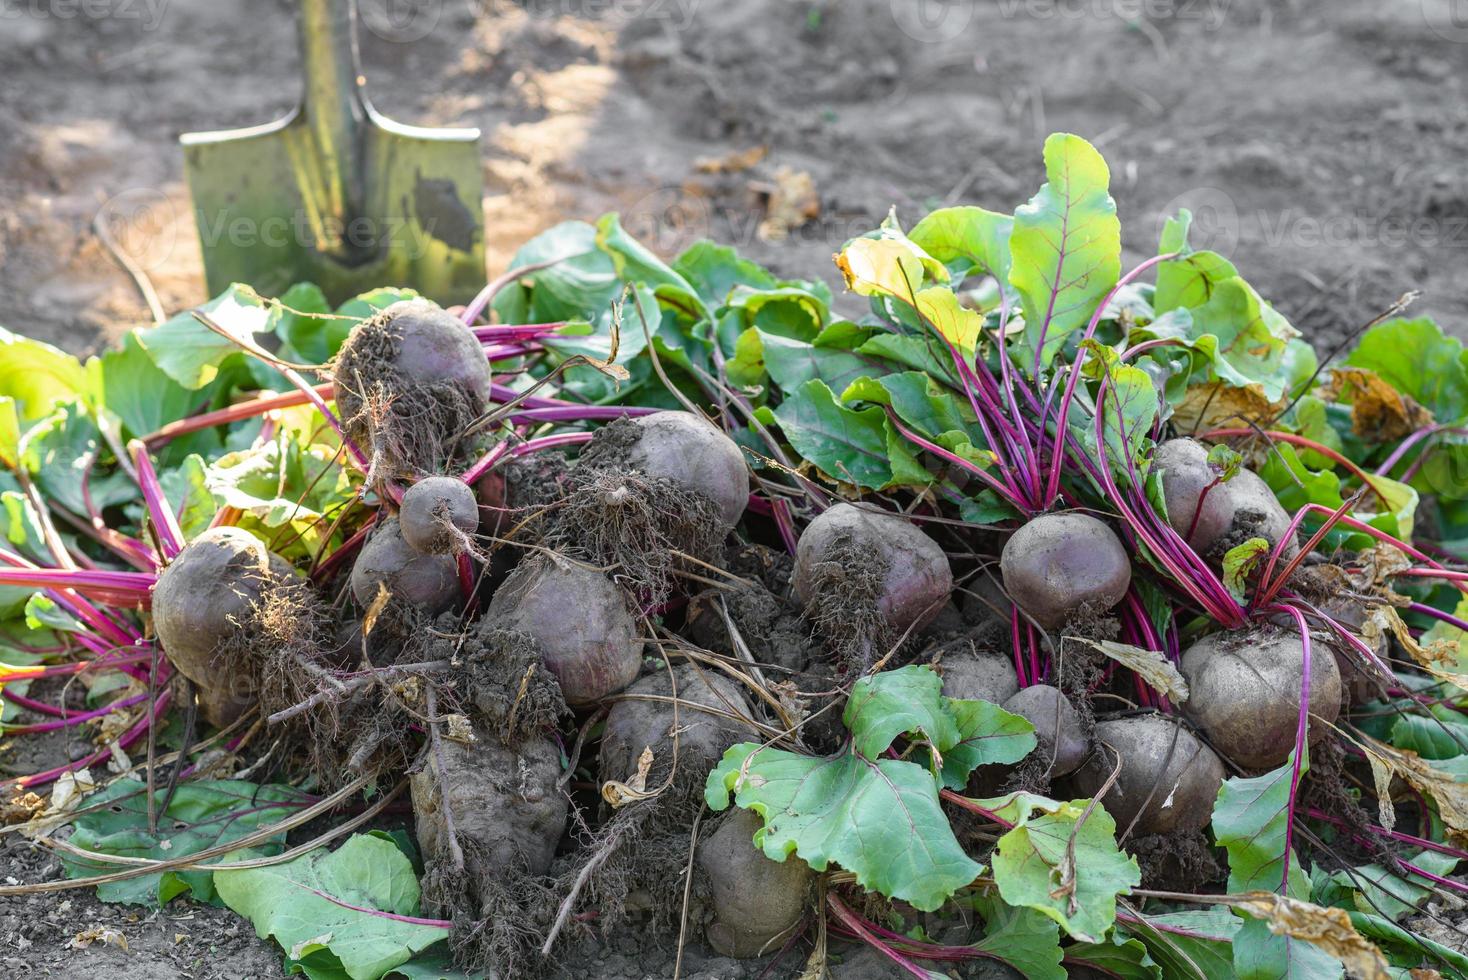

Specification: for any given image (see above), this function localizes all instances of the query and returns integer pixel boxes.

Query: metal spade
[181,0,485,305]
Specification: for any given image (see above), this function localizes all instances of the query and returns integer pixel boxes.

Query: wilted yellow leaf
[915,286,984,354]
[1171,382,1282,434]
[1233,892,1391,980]
[835,235,947,300]
[1360,735,1468,847]
[1076,638,1189,703]
[1322,367,1434,443]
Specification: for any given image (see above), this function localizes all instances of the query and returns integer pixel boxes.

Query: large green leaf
[92,331,202,441]
[1008,133,1121,370]
[908,205,1014,283]
[970,894,1066,980]
[1213,751,1310,897]
[216,833,450,980]
[1346,317,1468,424]
[939,698,1037,790]
[1350,911,1468,976]
[843,665,959,759]
[672,240,779,305]
[979,791,1141,942]
[135,285,273,389]
[1184,278,1298,400]
[1154,209,1239,314]
[0,326,89,424]
[1322,849,1460,922]
[20,402,139,516]
[759,325,884,397]
[491,221,620,325]
[205,437,357,559]
[706,742,982,912]
[274,282,342,364]
[1130,908,1241,979]
[1232,914,1344,980]
[1065,933,1162,979]
[60,778,307,907]
[770,379,919,490]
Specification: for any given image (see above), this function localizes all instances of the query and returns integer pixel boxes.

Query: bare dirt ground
[4,0,1468,976]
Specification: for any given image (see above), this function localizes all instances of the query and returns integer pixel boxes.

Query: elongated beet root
[793,503,953,636]
[697,808,811,957]
[1003,684,1088,777]
[599,664,754,794]
[1000,513,1130,631]
[1153,438,1296,558]
[152,527,292,726]
[332,300,493,473]
[621,411,750,530]
[487,555,642,705]
[1179,627,1341,770]
[401,476,480,554]
[939,649,1020,705]
[413,732,566,876]
[1071,714,1224,835]
[350,517,460,614]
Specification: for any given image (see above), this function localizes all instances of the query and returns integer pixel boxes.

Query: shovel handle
[298,0,366,218]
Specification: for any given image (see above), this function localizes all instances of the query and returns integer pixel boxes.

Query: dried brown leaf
[1360,734,1468,847]
[1322,367,1434,443]
[755,167,819,242]
[1233,892,1391,980]
[1171,382,1282,434]
[695,145,768,173]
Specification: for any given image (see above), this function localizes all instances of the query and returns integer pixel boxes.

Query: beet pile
[6,132,1468,978]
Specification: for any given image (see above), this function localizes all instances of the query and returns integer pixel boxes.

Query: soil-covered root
[1002,684,1088,778]
[414,731,567,976]
[577,412,750,531]
[401,475,480,555]
[350,516,461,615]
[1179,626,1341,771]
[550,463,725,605]
[683,584,818,675]
[1069,714,1225,836]
[935,647,1020,705]
[487,554,643,705]
[1154,438,1299,559]
[696,808,812,958]
[599,662,756,807]
[1129,830,1224,892]
[331,299,494,478]
[475,452,573,544]
[152,526,310,727]
[793,502,953,668]
[999,512,1130,632]
[451,622,570,745]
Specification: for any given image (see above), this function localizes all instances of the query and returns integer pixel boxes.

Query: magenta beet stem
[473,322,566,343]
[0,568,155,605]
[5,691,151,734]
[128,439,186,559]
[12,688,170,790]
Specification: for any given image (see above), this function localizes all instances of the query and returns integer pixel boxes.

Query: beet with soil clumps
[1002,684,1088,778]
[401,475,480,554]
[487,554,643,705]
[696,808,812,958]
[350,516,461,614]
[1070,714,1225,836]
[1179,626,1342,770]
[1153,438,1297,558]
[937,648,1020,705]
[332,299,493,476]
[999,512,1130,632]
[793,502,953,664]
[152,526,298,727]
[594,410,750,530]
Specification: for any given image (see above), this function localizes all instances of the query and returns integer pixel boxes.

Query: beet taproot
[401,475,480,554]
[1070,714,1225,835]
[697,808,811,958]
[350,516,460,614]
[1003,684,1088,778]
[999,512,1130,631]
[620,410,750,530]
[1153,438,1297,558]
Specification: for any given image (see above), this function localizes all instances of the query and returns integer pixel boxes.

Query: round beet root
[623,411,750,530]
[152,527,291,727]
[1179,627,1341,770]
[939,650,1020,705]
[599,664,754,791]
[1003,685,1088,777]
[400,476,479,554]
[1070,714,1224,835]
[412,733,566,876]
[332,300,493,472]
[487,555,642,705]
[350,517,460,614]
[1223,468,1298,559]
[1000,513,1130,631]
[697,808,812,958]
[1153,439,1235,553]
[793,503,953,635]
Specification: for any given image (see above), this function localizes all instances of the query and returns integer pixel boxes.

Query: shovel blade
[181,109,486,306]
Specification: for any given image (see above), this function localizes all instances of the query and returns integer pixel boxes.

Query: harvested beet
[1154,438,1296,558]
[401,476,480,554]
[619,411,750,530]
[939,649,1020,705]
[413,732,567,877]
[697,808,811,958]
[1070,714,1224,836]
[599,663,754,796]
[1000,512,1130,631]
[1002,684,1088,777]
[1179,627,1341,770]
[332,299,493,474]
[793,502,953,647]
[350,517,460,614]
[152,526,294,727]
[487,555,642,705]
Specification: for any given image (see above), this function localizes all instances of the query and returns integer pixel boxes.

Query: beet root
[1070,714,1225,835]
[793,503,953,660]
[938,649,1020,705]
[1002,684,1088,778]
[999,512,1130,631]
[401,476,480,554]
[599,663,755,801]
[350,516,460,614]
[1153,438,1297,558]
[697,808,812,958]
[1179,626,1341,770]
[152,526,294,727]
[332,299,493,475]
[621,411,750,530]
[487,555,642,705]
